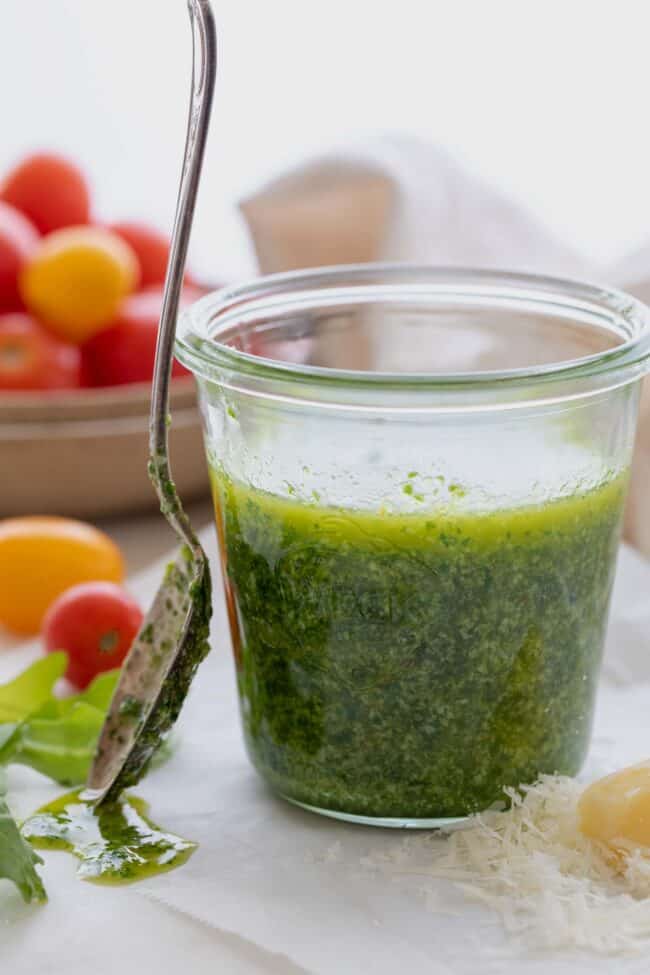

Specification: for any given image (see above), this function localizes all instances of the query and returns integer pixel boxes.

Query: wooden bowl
[0,379,209,518]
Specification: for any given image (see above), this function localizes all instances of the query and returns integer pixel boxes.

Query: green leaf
[0,670,120,787]
[68,670,119,713]
[0,725,18,751]
[2,703,107,786]
[0,774,46,904]
[0,654,67,724]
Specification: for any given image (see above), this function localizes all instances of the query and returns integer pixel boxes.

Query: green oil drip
[22,789,196,885]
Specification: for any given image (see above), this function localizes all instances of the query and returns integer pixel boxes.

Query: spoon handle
[149,0,217,548]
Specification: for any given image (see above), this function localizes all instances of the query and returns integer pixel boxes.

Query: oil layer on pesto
[213,470,626,819]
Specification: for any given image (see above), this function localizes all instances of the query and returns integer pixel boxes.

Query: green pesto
[106,548,212,800]
[22,790,196,884]
[118,696,144,720]
[212,470,626,819]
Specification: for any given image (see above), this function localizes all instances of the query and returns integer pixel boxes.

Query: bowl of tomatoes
[0,152,210,517]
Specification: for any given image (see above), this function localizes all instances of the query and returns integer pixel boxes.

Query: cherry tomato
[78,352,96,388]
[0,517,124,636]
[0,314,81,391]
[109,222,198,289]
[82,287,197,386]
[43,582,143,689]
[20,226,139,343]
[109,222,180,288]
[0,202,39,312]
[1,153,91,235]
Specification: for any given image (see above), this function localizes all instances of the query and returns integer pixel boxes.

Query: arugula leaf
[0,654,67,723]
[0,770,46,904]
[0,667,120,786]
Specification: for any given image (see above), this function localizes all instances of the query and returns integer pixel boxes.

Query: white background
[2,0,650,280]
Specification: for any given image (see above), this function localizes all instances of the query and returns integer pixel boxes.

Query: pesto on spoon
[85,0,217,806]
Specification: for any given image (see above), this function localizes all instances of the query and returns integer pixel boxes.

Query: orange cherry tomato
[0,202,39,312]
[0,314,81,391]
[19,227,139,343]
[1,153,91,235]
[0,517,125,636]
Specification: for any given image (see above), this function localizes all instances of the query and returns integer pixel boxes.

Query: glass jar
[177,265,650,827]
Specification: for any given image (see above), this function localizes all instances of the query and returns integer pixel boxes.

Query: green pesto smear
[21,790,196,884]
[213,470,626,820]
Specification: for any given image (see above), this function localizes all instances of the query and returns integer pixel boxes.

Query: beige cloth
[240,137,650,555]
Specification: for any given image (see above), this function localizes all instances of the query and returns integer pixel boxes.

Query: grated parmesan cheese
[362,776,650,955]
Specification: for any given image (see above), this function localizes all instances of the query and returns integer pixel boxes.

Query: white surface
[2,529,650,974]
[4,1,650,278]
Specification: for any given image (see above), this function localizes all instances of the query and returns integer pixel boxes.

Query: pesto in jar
[212,470,625,820]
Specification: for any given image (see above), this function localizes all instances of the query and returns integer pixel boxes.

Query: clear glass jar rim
[177,264,650,392]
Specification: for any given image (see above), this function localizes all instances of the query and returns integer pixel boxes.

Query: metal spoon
[85,0,217,805]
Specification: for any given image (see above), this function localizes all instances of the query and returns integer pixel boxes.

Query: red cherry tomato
[78,353,96,389]
[0,314,81,391]
[109,221,198,289]
[1,153,91,235]
[42,581,144,689]
[82,287,197,386]
[0,202,39,312]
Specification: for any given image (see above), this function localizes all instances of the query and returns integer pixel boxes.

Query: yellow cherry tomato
[19,227,139,343]
[0,516,125,635]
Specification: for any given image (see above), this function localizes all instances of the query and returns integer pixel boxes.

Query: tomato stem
[99,630,120,655]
